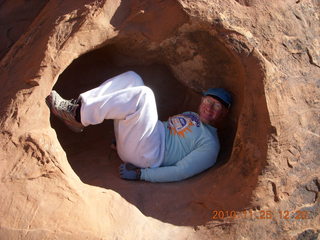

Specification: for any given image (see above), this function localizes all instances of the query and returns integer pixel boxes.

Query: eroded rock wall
[0,0,319,239]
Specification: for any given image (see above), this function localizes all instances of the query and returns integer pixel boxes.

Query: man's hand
[119,163,141,180]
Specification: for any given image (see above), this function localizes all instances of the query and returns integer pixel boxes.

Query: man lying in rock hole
[46,71,232,182]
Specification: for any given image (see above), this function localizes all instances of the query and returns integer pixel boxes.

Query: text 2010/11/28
[212,210,310,220]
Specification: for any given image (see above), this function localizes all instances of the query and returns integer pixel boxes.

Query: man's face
[198,96,228,124]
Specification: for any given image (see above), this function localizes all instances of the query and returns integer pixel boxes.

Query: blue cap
[203,88,233,109]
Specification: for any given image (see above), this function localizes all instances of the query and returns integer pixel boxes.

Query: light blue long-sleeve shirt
[140,112,220,182]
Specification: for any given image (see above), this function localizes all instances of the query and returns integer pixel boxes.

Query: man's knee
[126,71,144,87]
[138,86,155,100]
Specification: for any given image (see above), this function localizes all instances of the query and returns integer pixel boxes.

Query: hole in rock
[51,35,268,226]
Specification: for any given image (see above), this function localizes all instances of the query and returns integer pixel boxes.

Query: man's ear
[221,107,229,119]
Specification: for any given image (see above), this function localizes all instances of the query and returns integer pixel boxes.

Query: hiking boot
[46,90,84,133]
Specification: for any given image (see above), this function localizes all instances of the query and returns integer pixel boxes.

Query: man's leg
[46,71,144,132]
[79,71,165,168]
[79,71,145,126]
[47,71,165,167]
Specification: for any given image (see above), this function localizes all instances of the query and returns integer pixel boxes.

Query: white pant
[79,71,165,168]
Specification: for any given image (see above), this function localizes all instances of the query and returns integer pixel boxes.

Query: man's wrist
[136,168,141,179]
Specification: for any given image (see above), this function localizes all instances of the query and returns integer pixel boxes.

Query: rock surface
[0,0,319,239]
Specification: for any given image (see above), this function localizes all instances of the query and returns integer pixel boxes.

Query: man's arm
[140,143,219,182]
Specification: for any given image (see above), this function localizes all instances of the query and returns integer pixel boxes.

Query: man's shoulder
[181,111,201,126]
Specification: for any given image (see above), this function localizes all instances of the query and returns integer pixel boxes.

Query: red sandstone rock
[0,0,319,239]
